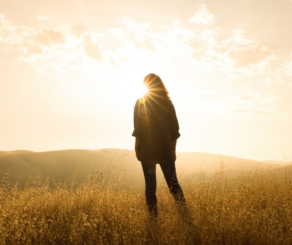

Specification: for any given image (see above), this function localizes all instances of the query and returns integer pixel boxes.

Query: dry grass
[0,165,292,245]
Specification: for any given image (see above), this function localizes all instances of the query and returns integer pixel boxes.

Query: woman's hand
[135,149,140,161]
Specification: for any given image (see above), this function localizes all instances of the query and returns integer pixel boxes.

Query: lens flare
[140,84,148,97]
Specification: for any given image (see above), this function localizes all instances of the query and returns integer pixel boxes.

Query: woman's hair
[143,73,172,104]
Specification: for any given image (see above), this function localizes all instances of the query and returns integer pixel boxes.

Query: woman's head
[143,73,171,103]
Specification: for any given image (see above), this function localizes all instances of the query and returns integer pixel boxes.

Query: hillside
[0,150,289,244]
[267,164,292,181]
[0,149,275,186]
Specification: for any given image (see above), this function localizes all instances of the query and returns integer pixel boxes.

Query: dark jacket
[132,97,180,164]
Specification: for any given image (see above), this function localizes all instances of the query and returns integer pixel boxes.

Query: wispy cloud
[191,5,214,25]
[36,16,48,21]
[72,23,87,36]
[227,109,274,115]
[0,9,290,87]
[35,29,66,46]
[228,45,273,69]
[239,96,252,101]
[82,33,103,62]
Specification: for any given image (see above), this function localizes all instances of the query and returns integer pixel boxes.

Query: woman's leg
[160,163,186,203]
[141,162,158,217]
[160,165,200,243]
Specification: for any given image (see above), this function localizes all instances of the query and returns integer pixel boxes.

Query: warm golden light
[140,84,148,97]
[0,1,291,161]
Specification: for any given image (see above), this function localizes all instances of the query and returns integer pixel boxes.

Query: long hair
[143,74,172,105]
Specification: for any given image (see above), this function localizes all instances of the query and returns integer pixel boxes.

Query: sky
[1,0,292,161]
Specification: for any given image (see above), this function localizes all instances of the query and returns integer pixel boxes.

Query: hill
[266,164,292,181]
[0,149,275,186]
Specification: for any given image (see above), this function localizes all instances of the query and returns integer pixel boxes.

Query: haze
[1,0,292,161]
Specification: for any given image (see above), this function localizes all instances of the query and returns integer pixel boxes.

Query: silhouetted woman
[132,73,187,217]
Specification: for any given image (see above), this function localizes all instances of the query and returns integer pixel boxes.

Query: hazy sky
[1,0,292,161]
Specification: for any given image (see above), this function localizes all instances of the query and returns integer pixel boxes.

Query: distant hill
[0,150,33,156]
[0,149,276,186]
[263,160,292,165]
[267,164,292,182]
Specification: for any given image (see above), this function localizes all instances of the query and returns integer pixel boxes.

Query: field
[0,165,292,245]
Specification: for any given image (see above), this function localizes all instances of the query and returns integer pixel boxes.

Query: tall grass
[0,165,291,244]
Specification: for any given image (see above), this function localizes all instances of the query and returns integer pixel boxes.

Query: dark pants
[141,162,186,217]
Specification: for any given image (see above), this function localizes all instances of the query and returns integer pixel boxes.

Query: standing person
[132,73,187,217]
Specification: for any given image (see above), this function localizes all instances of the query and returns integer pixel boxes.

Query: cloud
[209,29,276,74]
[0,13,22,44]
[228,109,274,115]
[35,29,66,46]
[0,14,102,77]
[227,45,273,68]
[227,29,253,45]
[185,24,275,74]
[107,28,126,38]
[264,54,292,83]
[191,5,214,25]
[83,34,103,62]
[227,73,238,79]
[265,73,283,84]
[1,11,276,78]
[72,23,87,36]
[237,92,278,105]
[281,57,292,77]
[188,39,208,61]
[0,12,287,86]
[133,38,155,51]
[36,16,48,20]
[189,40,204,51]
[24,43,43,55]
[0,13,12,30]
[122,20,152,32]
[239,96,252,101]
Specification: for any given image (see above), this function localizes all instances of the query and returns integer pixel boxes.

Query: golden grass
[0,166,292,245]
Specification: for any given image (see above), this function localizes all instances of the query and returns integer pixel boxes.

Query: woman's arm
[170,105,180,162]
[135,137,141,161]
[172,139,177,161]
[172,139,177,151]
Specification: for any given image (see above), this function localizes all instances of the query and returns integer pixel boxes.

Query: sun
[106,71,150,103]
[140,83,148,97]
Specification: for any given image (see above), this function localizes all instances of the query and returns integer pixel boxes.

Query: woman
[132,73,187,217]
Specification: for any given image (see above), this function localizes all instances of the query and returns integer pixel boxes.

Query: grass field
[0,165,291,245]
